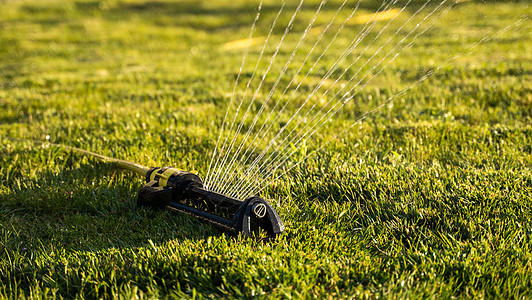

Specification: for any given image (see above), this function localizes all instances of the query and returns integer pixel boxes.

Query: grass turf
[0,0,531,298]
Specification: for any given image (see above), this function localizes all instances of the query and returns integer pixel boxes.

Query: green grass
[1,0,531,298]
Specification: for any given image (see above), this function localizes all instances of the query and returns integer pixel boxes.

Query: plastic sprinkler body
[137,167,284,240]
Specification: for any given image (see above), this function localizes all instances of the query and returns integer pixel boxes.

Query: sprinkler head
[137,167,284,240]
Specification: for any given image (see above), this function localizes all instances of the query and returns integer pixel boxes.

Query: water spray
[32,141,285,240]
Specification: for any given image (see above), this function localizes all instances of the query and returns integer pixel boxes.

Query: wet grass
[0,0,531,298]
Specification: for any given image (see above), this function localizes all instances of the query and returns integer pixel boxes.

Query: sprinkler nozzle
[137,167,284,240]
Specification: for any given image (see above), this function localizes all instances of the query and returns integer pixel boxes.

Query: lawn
[0,0,531,298]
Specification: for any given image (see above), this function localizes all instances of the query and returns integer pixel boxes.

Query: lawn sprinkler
[35,142,285,240]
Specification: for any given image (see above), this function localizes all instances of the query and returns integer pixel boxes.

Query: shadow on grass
[0,160,223,253]
[0,149,244,297]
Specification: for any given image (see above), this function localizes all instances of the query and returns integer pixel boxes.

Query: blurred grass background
[0,0,531,298]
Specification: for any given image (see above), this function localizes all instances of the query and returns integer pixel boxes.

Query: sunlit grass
[0,0,531,298]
